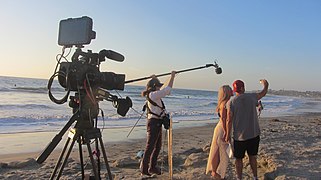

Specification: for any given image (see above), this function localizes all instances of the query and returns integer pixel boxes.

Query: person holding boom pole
[140,71,176,177]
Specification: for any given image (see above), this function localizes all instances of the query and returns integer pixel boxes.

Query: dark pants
[140,118,162,174]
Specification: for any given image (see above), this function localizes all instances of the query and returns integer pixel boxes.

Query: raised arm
[163,71,176,88]
[257,79,269,100]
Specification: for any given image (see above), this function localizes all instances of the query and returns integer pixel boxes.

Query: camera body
[58,59,125,91]
[57,16,125,92]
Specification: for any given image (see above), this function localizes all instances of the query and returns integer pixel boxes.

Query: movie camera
[48,16,132,115]
[37,16,132,180]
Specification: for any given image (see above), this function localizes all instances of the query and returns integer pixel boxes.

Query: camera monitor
[58,16,96,47]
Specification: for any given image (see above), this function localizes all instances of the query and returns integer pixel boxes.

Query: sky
[1,1,320,91]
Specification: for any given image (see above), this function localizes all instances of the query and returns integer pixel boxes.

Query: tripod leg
[50,137,71,180]
[36,112,78,164]
[78,139,85,179]
[98,137,113,180]
[95,138,101,177]
[56,135,77,179]
[84,137,100,180]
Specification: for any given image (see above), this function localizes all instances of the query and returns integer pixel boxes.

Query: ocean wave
[0,104,50,109]
[1,76,321,134]
[199,101,217,107]
[0,86,67,94]
[0,115,70,123]
[0,87,47,94]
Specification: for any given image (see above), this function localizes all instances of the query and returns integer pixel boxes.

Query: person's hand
[260,79,269,87]
[171,71,176,77]
[150,74,156,78]
[222,131,227,142]
[224,134,230,143]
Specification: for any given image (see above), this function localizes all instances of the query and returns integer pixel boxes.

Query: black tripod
[50,127,112,180]
[37,91,113,180]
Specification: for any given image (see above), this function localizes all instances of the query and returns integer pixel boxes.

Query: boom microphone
[99,49,124,62]
[213,62,222,74]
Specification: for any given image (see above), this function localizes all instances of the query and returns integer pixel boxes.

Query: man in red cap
[225,79,269,180]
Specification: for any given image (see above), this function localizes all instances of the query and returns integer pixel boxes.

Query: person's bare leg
[249,155,258,178]
[211,150,220,176]
[235,158,243,179]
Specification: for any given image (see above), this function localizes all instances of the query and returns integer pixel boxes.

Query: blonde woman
[206,85,233,179]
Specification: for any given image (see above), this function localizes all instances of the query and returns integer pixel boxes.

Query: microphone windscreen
[216,67,222,74]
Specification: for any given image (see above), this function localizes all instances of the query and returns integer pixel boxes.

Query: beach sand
[0,113,320,179]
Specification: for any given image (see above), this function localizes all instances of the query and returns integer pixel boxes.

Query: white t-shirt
[147,86,172,119]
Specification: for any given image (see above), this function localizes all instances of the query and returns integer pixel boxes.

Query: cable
[115,89,149,137]
[48,71,70,104]
[48,47,71,104]
[84,79,96,105]
[85,74,96,103]
[126,111,145,138]
[53,47,70,74]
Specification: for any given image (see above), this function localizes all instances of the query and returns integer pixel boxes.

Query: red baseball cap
[233,80,244,93]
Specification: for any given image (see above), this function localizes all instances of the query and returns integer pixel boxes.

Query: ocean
[1,76,321,134]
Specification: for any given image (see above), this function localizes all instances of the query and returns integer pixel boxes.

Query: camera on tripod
[37,16,133,179]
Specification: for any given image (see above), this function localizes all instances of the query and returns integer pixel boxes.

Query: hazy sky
[1,1,320,91]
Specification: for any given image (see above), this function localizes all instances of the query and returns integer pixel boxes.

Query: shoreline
[1,113,321,179]
[0,119,217,156]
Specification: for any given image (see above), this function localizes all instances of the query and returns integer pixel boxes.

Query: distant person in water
[225,79,269,180]
[140,71,176,177]
[206,85,233,179]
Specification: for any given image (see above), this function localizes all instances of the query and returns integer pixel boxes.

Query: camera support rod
[124,62,222,84]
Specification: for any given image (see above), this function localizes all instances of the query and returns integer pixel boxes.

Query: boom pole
[124,62,222,84]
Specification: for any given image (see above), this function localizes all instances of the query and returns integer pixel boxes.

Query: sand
[0,113,321,179]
